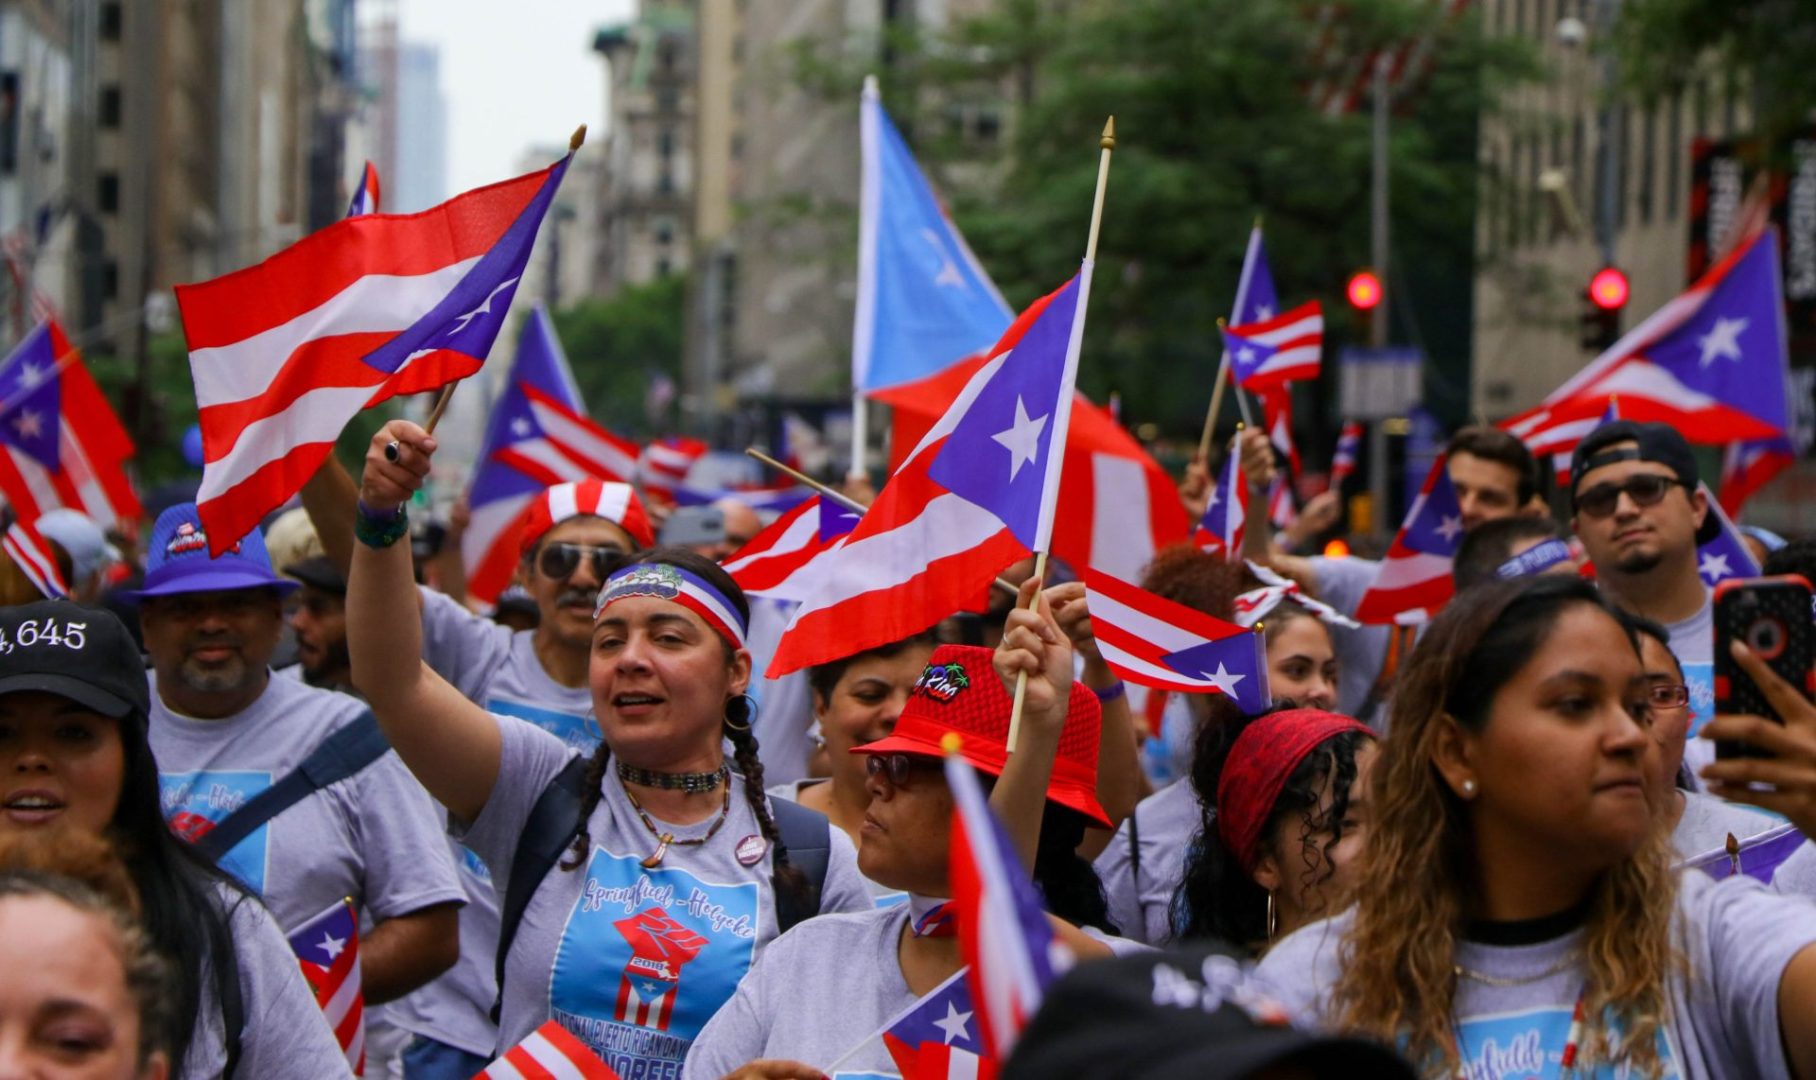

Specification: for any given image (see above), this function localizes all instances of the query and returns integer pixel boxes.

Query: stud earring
[1460,778,1477,797]
[1266,891,1278,941]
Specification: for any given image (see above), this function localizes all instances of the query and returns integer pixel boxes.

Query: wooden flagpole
[1005,116,1115,752]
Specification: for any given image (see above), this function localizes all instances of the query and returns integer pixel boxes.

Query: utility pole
[1367,52,1393,534]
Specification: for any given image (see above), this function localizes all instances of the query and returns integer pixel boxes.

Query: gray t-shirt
[1673,791,1781,860]
[1667,593,1718,779]
[462,713,872,1077]
[1309,556,1391,721]
[1255,871,1816,1078]
[685,904,916,1079]
[184,884,354,1080]
[149,673,464,931]
[747,597,815,788]
[1093,779,1203,945]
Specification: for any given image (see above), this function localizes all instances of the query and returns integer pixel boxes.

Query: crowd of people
[4,408,1816,1079]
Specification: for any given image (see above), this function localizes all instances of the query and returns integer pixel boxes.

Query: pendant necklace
[622,766,732,868]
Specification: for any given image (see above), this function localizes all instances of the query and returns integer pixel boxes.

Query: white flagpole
[849,76,883,482]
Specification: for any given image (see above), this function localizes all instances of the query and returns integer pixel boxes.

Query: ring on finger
[384,440,400,463]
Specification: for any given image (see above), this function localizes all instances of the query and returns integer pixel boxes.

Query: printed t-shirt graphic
[487,695,601,751]
[1452,1005,1680,1080]
[160,769,273,892]
[550,847,758,1075]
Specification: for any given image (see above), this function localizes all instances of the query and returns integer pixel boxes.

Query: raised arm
[348,419,501,823]
[991,576,1074,873]
[300,452,360,582]
[1045,580,1142,855]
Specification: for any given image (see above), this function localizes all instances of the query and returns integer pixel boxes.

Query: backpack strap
[195,711,391,862]
[768,796,831,934]
[214,900,246,1077]
[1126,800,1143,902]
[491,754,590,1023]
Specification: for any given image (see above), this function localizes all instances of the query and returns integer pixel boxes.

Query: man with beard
[135,503,464,1010]
[282,555,353,693]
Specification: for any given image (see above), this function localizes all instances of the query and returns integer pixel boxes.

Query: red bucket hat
[516,479,656,557]
[852,644,1111,828]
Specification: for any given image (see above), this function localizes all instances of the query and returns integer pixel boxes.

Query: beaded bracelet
[354,500,409,549]
[1091,681,1127,704]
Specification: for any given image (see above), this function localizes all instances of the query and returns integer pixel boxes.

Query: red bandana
[1215,709,1373,873]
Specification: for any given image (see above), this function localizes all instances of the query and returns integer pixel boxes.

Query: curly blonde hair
[1330,576,1681,1077]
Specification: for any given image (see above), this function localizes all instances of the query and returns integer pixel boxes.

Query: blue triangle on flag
[0,324,63,468]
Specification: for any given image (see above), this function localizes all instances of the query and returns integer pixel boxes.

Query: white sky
[393,0,632,193]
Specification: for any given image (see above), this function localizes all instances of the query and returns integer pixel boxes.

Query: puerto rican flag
[479,1020,622,1080]
[0,319,140,532]
[615,964,679,1031]
[1353,453,1463,625]
[1695,481,1762,588]
[1193,445,1246,561]
[637,437,708,507]
[288,898,364,1076]
[463,306,639,604]
[1330,420,1363,485]
[1683,822,1808,885]
[1083,567,1270,713]
[1222,301,1324,390]
[1506,227,1790,460]
[176,151,572,553]
[346,161,381,217]
[723,495,862,602]
[1260,387,1301,476]
[881,968,994,1080]
[769,269,1091,677]
[2,518,67,598]
[1719,436,1795,516]
[947,752,1070,1063]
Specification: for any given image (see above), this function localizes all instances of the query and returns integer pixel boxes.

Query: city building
[592,1,695,295]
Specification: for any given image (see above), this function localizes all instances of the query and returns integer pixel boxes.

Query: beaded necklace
[620,766,733,869]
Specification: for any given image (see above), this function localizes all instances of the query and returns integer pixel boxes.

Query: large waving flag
[1192,445,1247,561]
[346,161,380,217]
[1695,481,1762,588]
[463,306,639,605]
[0,319,140,531]
[770,270,1090,677]
[1083,567,1270,713]
[637,436,707,507]
[1510,227,1789,450]
[288,898,364,1076]
[1354,453,1464,625]
[177,149,573,552]
[852,78,1012,392]
[1719,435,1795,515]
[880,969,993,1080]
[723,494,863,602]
[1223,301,1324,390]
[479,1020,621,1079]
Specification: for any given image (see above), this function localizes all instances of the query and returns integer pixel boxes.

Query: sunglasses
[1646,682,1690,710]
[864,752,939,788]
[1574,474,1685,519]
[536,542,628,582]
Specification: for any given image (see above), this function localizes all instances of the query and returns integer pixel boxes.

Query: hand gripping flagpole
[1006,116,1115,753]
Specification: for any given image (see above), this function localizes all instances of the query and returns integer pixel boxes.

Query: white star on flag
[450,276,520,334]
[1237,346,1255,364]
[1698,552,1731,583]
[932,1001,973,1045]
[921,228,965,289]
[1696,316,1748,368]
[12,409,42,439]
[15,361,42,390]
[1201,662,1246,697]
[1254,303,1274,320]
[316,932,346,961]
[1434,515,1463,542]
[510,416,533,438]
[990,396,1048,482]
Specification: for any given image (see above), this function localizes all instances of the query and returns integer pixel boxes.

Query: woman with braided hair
[348,422,869,1077]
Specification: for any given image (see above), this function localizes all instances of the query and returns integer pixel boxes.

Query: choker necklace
[616,761,726,793]
[620,766,733,868]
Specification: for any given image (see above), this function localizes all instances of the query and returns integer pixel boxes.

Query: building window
[976,108,1001,143]
[100,2,122,41]
[656,218,674,245]
[98,172,119,214]
[658,128,674,158]
[99,85,121,128]
[101,258,118,300]
[658,170,674,195]
[657,89,678,113]
[657,257,672,278]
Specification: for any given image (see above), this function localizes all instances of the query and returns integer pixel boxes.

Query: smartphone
[1713,574,1816,760]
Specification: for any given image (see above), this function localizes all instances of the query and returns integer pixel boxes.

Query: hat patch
[0,614,93,656]
[167,522,239,559]
[914,661,972,704]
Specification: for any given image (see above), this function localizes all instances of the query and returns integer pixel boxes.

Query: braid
[725,699,809,902]
[561,741,614,872]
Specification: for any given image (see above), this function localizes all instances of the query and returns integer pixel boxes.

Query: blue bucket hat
[133,503,298,598]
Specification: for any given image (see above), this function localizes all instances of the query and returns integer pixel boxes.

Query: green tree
[550,274,688,437]
[1614,0,1814,151]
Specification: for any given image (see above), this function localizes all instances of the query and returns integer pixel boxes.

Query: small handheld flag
[878,969,993,1080]
[476,1019,622,1079]
[0,319,140,531]
[1222,301,1324,390]
[1083,567,1271,714]
[288,898,364,1076]
[346,161,381,217]
[723,494,863,602]
[1193,438,1247,562]
[2,519,68,598]
[1330,421,1363,485]
[1695,481,1762,588]
[1353,453,1465,626]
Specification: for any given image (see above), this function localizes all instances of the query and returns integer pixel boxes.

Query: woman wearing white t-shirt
[348,421,870,1077]
[1256,574,1816,1077]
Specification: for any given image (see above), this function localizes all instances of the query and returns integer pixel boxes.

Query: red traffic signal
[1588,266,1629,311]
[1346,269,1383,311]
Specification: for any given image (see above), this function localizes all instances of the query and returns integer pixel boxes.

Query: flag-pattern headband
[1494,538,1575,580]
[594,562,748,649]
[1233,561,1359,629]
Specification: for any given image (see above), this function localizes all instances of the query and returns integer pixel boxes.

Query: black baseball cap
[1003,944,1415,1080]
[283,555,346,595]
[1569,420,1699,496]
[0,601,149,723]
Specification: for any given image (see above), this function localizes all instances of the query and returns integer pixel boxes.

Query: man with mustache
[134,503,465,1012]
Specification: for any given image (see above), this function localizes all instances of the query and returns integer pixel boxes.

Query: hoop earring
[1266,891,1278,941]
[723,692,758,732]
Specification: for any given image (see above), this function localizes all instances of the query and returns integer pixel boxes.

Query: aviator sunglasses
[1574,474,1685,519]
[536,542,630,582]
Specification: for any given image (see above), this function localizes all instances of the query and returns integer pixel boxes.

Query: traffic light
[1580,265,1627,351]
[1346,269,1383,311]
